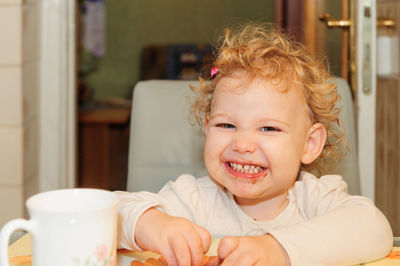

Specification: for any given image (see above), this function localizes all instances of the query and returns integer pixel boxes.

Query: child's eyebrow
[209,113,290,127]
[257,118,290,127]
[209,113,231,120]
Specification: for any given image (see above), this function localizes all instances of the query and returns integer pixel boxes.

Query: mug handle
[0,218,35,266]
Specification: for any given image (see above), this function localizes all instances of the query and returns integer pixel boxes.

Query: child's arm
[268,174,393,266]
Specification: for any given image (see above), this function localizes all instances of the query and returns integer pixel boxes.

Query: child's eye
[216,123,236,129]
[260,126,280,132]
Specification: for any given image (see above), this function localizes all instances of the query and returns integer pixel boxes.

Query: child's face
[204,73,315,207]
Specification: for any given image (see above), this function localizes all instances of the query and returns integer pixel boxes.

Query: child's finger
[193,224,211,253]
[203,256,220,266]
[217,236,239,260]
[170,235,191,266]
[158,243,178,266]
[221,252,255,266]
[184,230,206,266]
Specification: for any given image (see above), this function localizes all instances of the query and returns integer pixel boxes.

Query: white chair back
[127,78,360,195]
[127,80,208,192]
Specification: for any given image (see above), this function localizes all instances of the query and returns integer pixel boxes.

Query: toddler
[115,23,393,266]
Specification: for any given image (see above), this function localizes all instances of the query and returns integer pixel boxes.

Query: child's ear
[301,123,327,164]
[204,118,209,134]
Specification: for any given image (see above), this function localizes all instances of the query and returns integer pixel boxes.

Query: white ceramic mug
[0,188,118,266]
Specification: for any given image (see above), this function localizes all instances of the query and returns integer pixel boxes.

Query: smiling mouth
[225,162,267,178]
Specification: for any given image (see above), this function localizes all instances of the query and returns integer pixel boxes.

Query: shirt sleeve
[114,174,209,250]
[268,174,393,266]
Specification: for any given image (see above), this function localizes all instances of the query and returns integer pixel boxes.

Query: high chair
[127,78,360,195]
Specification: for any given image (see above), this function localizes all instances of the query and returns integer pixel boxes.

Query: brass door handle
[377,18,395,28]
[319,13,351,28]
[320,13,395,28]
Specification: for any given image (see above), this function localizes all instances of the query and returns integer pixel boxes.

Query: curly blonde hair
[190,23,345,173]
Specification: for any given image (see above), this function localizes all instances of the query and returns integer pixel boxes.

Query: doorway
[301,0,400,235]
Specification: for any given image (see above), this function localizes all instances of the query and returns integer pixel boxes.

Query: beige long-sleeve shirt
[115,171,393,266]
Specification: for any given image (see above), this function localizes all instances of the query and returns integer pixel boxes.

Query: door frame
[39,0,77,191]
[355,0,377,200]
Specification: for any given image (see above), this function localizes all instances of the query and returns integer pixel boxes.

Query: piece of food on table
[203,256,219,266]
[144,258,166,265]
[130,255,219,265]
[131,260,145,266]
[9,255,32,264]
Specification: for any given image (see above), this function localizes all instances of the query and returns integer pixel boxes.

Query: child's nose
[231,133,257,153]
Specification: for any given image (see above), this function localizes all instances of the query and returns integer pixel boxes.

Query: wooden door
[304,1,346,79]
[375,0,400,236]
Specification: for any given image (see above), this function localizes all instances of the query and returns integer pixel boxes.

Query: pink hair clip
[210,67,219,79]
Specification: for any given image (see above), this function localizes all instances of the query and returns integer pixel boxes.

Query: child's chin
[232,192,266,204]
[230,186,263,198]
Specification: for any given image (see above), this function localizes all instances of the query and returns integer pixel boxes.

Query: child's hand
[217,234,290,266]
[135,208,211,266]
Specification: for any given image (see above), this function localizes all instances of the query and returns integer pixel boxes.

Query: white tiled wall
[0,5,22,65]
[23,119,39,180]
[0,187,23,226]
[22,0,40,63]
[0,127,23,185]
[23,173,39,217]
[0,0,24,4]
[0,0,40,227]
[22,61,39,124]
[0,67,22,125]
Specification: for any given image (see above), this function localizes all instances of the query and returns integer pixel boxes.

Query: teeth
[229,162,264,174]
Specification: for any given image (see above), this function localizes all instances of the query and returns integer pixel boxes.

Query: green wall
[84,0,275,99]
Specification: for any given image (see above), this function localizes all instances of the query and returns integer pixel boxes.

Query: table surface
[7,233,400,265]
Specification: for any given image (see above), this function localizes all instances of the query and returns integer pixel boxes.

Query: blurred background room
[0,0,399,236]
